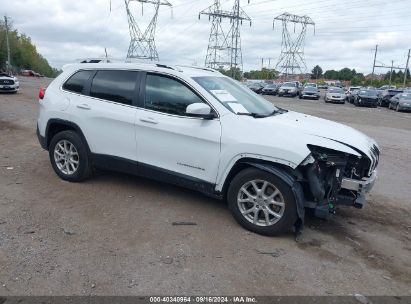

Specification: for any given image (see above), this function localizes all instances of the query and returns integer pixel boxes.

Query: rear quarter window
[90,70,138,105]
[62,70,94,94]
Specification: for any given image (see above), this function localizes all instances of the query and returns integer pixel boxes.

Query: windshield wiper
[237,108,288,118]
[237,112,267,118]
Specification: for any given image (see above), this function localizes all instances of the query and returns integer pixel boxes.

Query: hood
[223,111,378,169]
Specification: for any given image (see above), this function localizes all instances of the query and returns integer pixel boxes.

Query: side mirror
[186,103,215,119]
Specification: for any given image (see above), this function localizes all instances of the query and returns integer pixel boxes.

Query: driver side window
[144,73,204,116]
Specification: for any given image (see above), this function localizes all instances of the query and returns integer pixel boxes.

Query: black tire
[48,130,92,182]
[299,95,302,99]
[227,167,297,236]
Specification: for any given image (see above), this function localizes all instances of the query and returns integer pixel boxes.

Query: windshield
[400,93,411,100]
[329,88,344,93]
[282,82,296,87]
[304,87,317,92]
[359,90,377,96]
[305,83,316,87]
[193,76,279,116]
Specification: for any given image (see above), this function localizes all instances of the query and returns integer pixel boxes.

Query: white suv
[37,62,379,236]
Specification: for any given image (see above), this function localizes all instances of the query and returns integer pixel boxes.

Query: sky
[2,0,411,74]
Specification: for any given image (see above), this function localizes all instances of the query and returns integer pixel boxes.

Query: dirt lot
[0,77,410,296]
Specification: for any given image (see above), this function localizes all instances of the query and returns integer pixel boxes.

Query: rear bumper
[36,124,47,150]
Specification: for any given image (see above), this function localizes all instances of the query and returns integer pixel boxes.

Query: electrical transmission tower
[200,0,251,77]
[125,0,172,61]
[273,13,314,80]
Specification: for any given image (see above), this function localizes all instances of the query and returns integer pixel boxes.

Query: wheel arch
[45,119,90,153]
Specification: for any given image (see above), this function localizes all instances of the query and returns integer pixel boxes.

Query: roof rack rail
[155,63,175,70]
[176,65,216,73]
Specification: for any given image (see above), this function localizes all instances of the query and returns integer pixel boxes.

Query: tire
[227,167,297,236]
[48,130,92,182]
[299,95,302,99]
[396,104,400,112]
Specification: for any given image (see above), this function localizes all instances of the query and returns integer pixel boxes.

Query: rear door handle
[77,104,91,110]
[139,117,158,124]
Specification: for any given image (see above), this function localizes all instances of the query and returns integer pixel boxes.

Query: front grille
[0,79,14,85]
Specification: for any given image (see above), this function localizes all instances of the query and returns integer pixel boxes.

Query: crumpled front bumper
[341,170,377,194]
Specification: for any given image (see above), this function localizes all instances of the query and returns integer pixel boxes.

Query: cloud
[2,0,410,74]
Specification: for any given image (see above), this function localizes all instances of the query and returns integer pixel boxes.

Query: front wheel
[49,130,92,182]
[227,168,297,236]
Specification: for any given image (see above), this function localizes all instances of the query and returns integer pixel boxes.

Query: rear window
[90,70,138,105]
[63,70,94,94]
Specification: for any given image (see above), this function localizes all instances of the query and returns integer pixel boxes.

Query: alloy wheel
[53,139,79,175]
[237,179,285,227]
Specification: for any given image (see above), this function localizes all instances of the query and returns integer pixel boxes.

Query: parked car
[389,93,411,112]
[37,62,380,236]
[379,89,403,107]
[247,83,264,94]
[345,86,361,103]
[261,83,279,95]
[278,82,301,97]
[353,89,379,107]
[324,87,345,103]
[0,72,20,93]
[299,86,320,100]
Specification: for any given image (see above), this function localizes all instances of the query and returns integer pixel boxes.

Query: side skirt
[91,154,221,199]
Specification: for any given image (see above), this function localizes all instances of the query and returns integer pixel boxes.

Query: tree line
[311,65,410,87]
[0,18,59,77]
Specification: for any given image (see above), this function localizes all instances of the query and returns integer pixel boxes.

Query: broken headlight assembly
[301,145,370,218]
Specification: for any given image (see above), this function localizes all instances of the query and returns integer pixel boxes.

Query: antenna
[125,0,172,61]
[273,13,314,80]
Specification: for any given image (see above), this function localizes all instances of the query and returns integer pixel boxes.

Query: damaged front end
[299,144,379,219]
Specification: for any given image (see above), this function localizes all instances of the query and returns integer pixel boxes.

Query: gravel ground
[0,77,410,296]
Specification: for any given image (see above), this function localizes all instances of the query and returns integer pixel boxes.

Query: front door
[135,72,221,184]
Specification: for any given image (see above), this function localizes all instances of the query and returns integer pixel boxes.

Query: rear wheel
[227,168,297,236]
[49,130,92,182]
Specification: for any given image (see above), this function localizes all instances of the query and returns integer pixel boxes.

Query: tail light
[39,87,45,99]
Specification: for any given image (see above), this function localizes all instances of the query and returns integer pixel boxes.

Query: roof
[62,60,222,78]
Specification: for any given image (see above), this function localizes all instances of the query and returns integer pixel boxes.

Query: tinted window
[90,70,138,105]
[145,74,204,116]
[63,70,93,93]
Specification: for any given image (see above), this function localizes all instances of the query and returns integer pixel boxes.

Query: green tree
[0,18,58,77]
[311,65,323,79]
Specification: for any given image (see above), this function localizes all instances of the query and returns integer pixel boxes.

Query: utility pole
[371,44,378,77]
[4,16,11,72]
[403,49,410,87]
[389,60,394,87]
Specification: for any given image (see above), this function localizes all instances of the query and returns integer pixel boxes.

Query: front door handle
[77,104,91,110]
[139,117,158,124]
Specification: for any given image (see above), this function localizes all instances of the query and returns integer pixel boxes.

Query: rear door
[67,69,140,161]
[134,72,222,184]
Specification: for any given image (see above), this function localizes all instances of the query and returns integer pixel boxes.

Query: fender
[243,162,306,236]
[45,118,91,153]
[215,153,304,192]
